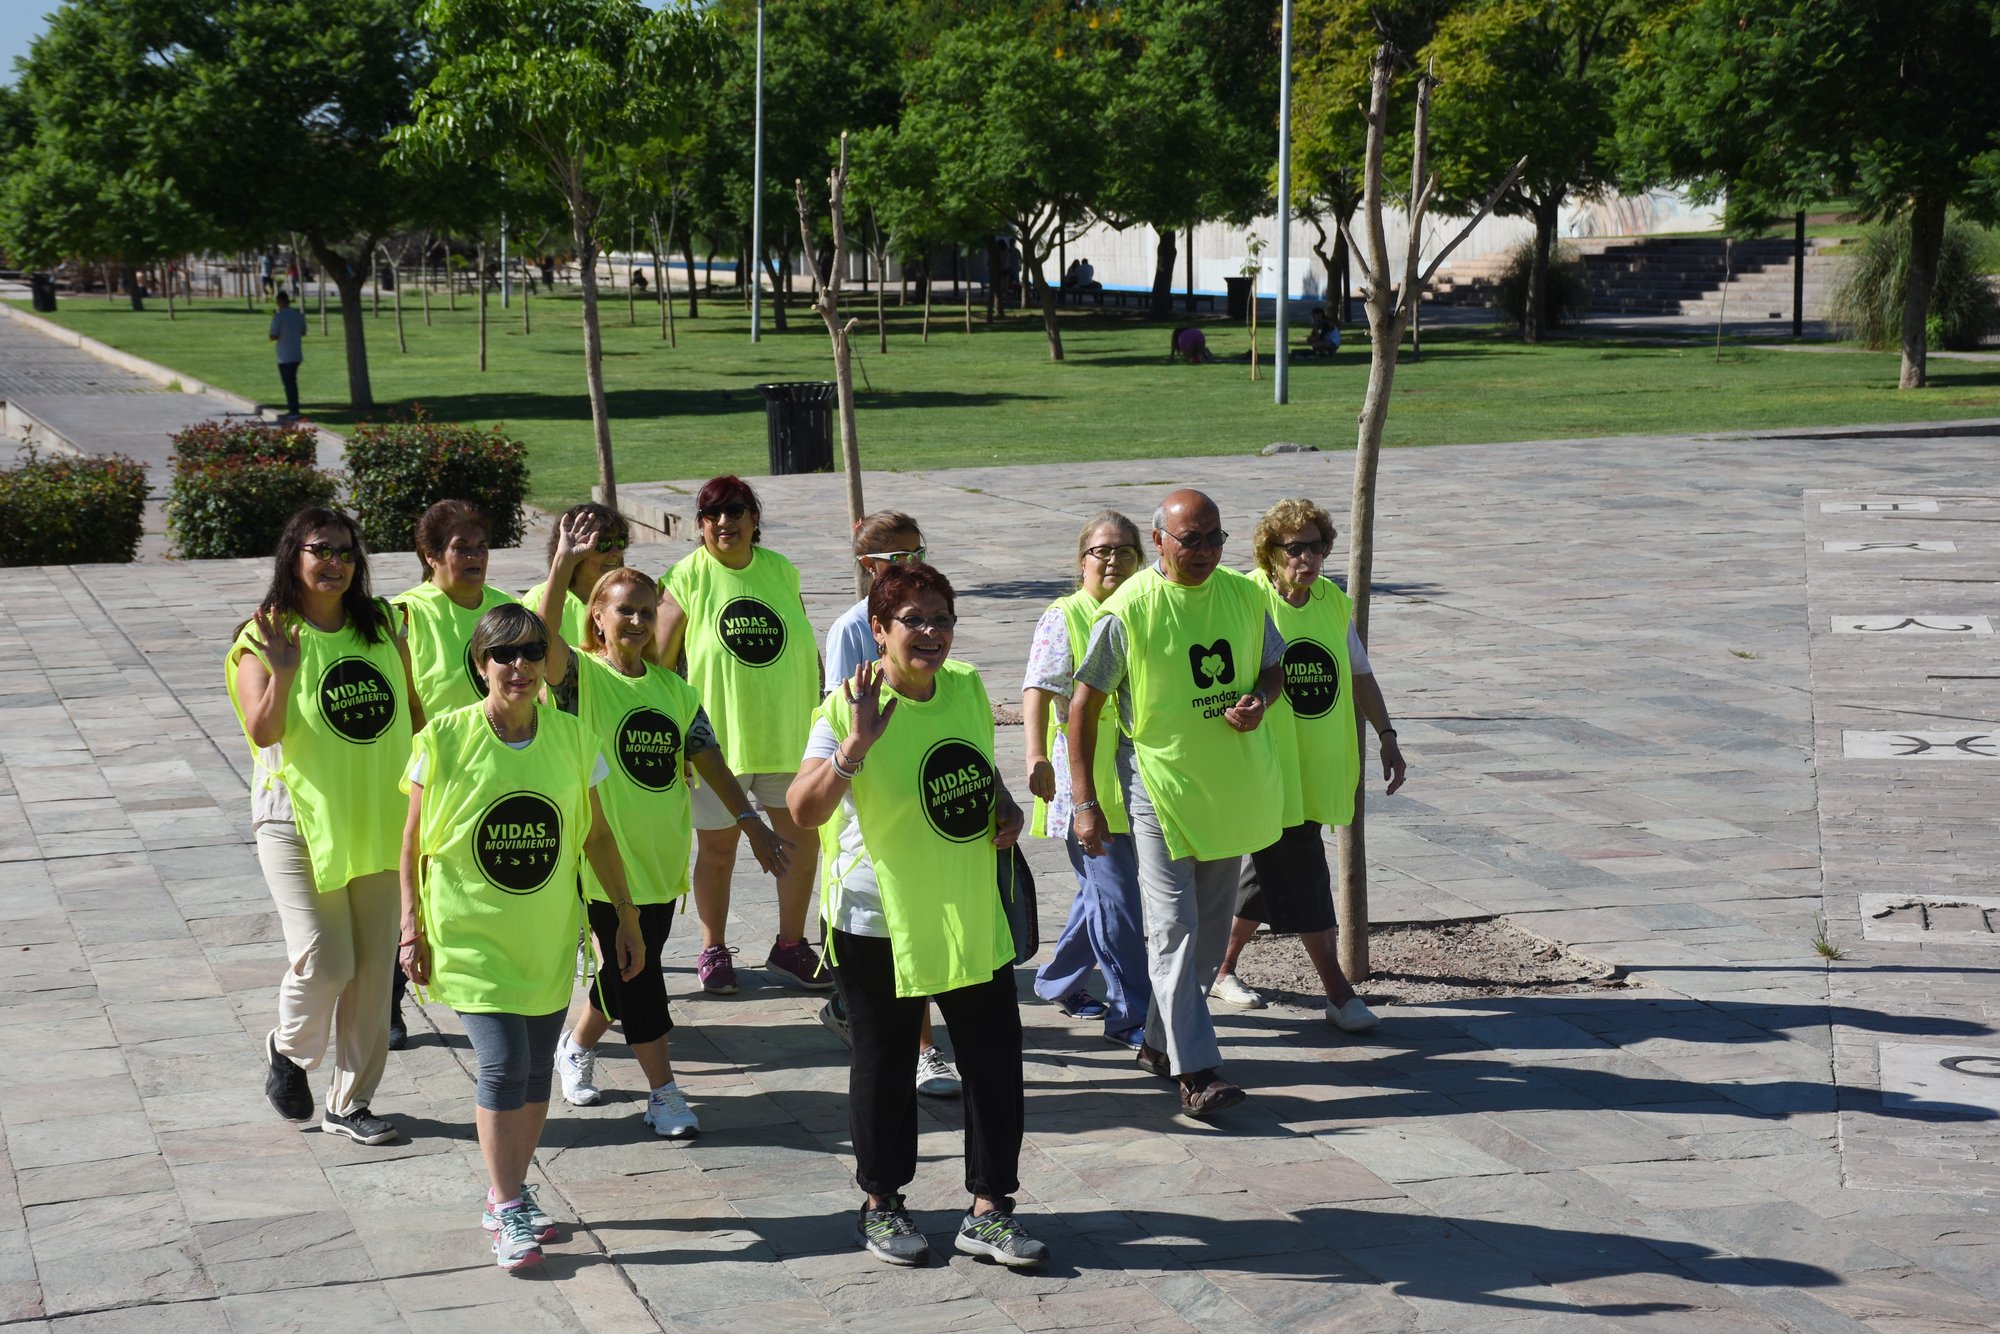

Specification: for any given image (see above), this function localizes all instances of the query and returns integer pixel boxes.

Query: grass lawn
[16,288,2000,508]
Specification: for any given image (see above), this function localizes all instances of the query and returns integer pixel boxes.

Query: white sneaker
[643,1081,700,1139]
[1209,972,1265,1009]
[1327,996,1381,1033]
[915,1046,961,1099]
[556,1031,601,1106]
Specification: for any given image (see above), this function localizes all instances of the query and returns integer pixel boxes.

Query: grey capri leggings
[456,1009,566,1112]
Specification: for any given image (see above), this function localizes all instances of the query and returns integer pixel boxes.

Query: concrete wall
[1058,190,1726,300]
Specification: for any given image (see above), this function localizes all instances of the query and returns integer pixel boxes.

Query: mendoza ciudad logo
[1186,638,1240,718]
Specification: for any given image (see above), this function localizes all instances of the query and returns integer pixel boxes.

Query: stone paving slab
[6,430,2000,1328]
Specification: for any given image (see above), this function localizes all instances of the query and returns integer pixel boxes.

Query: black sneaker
[264,1029,312,1121]
[955,1198,1050,1268]
[387,1006,407,1052]
[321,1106,398,1145]
[855,1194,930,1267]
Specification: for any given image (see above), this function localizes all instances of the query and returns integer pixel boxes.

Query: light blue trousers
[1033,831,1153,1043]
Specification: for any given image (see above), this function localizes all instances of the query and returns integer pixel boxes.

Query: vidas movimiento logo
[318,657,396,742]
[1188,639,1234,689]
[920,739,995,842]
[1283,638,1341,719]
[717,596,786,666]
[617,707,682,791]
[474,791,563,893]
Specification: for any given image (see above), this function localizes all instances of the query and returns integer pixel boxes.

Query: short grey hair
[1151,505,1167,533]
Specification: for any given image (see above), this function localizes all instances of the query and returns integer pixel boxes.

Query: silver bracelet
[1074,799,1100,813]
[829,748,862,781]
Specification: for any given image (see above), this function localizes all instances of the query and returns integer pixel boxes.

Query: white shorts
[691,770,796,831]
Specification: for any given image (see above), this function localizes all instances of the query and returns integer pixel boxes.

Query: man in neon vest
[1068,489,1285,1117]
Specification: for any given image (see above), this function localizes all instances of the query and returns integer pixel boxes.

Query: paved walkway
[3,427,1999,1331]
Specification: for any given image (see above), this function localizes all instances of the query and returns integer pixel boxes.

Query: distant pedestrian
[260,251,276,295]
[1170,326,1215,364]
[268,291,306,419]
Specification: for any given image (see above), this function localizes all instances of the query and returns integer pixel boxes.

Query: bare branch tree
[1336,46,1525,982]
[797,132,867,598]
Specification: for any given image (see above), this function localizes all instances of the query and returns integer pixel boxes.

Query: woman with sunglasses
[658,476,826,997]
[788,563,1048,1270]
[817,511,959,1098]
[226,507,423,1146]
[1022,511,1154,1049]
[398,603,644,1272]
[1207,498,1407,1030]
[389,500,516,1048]
[534,513,791,1138]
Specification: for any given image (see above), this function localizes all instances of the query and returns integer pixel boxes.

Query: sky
[0,2,53,84]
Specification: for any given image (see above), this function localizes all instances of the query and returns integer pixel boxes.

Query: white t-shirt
[823,598,875,691]
[803,716,887,937]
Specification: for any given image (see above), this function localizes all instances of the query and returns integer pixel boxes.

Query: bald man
[1067,489,1285,1117]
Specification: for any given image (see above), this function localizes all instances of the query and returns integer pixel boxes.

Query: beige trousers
[257,820,399,1116]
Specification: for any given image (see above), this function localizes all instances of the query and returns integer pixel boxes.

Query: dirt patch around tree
[1236,916,1635,1006]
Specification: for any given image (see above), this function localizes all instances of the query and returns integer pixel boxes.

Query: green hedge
[346,413,529,553]
[166,420,337,560]
[0,449,149,567]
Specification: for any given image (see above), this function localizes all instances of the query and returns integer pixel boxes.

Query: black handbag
[997,844,1039,966]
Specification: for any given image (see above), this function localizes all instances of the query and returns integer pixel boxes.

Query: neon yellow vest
[575,650,698,906]
[816,660,1013,998]
[393,582,517,717]
[224,605,412,893]
[1095,566,1282,861]
[1252,569,1360,828]
[519,579,589,648]
[1030,589,1129,838]
[664,545,818,773]
[403,703,595,1015]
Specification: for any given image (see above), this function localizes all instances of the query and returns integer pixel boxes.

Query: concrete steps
[1428,235,1854,318]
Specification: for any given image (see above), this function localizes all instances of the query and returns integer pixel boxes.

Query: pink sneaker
[765,937,833,991]
[696,945,739,995]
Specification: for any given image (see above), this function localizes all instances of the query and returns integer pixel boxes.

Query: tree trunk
[627,216,637,326]
[164,264,175,320]
[522,262,532,336]
[1333,225,1349,323]
[1149,228,1177,319]
[1033,255,1064,361]
[476,242,488,371]
[571,212,619,509]
[421,244,432,327]
[922,262,933,344]
[1900,194,1947,389]
[383,249,407,354]
[877,280,886,354]
[760,248,789,331]
[795,136,866,598]
[651,212,675,347]
[682,233,700,318]
[1524,196,1559,343]
[306,236,375,411]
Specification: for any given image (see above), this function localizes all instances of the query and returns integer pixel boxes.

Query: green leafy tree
[397,0,722,508]
[1100,0,1282,319]
[1421,0,1651,342]
[1618,0,2000,387]
[901,14,1116,361]
[1,0,456,410]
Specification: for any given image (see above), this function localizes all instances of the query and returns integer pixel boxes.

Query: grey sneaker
[955,1199,1050,1268]
[915,1046,961,1098]
[321,1106,398,1145]
[556,1031,602,1106]
[856,1194,930,1266]
[483,1182,557,1242]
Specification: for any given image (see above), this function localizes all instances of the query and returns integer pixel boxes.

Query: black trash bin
[757,381,837,475]
[28,273,57,313]
[1224,275,1254,321]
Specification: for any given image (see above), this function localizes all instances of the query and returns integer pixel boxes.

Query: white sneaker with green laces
[488,1202,544,1272]
[482,1183,557,1242]
[644,1081,700,1139]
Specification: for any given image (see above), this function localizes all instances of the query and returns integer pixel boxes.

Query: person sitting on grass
[1169,326,1216,364]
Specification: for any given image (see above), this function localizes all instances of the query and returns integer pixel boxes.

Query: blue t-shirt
[269,308,306,363]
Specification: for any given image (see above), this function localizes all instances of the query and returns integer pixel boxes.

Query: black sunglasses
[1280,539,1333,558]
[302,541,357,564]
[486,641,548,665]
[1164,529,1228,550]
[700,503,753,523]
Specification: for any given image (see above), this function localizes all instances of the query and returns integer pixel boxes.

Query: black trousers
[277,360,301,414]
[830,928,1023,1199]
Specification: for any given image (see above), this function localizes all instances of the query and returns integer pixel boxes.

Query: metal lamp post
[750,0,766,343]
[1274,0,1293,404]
